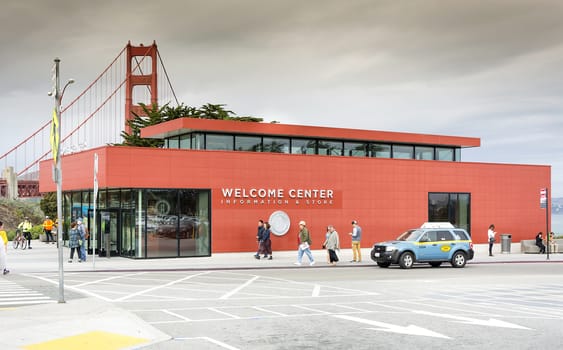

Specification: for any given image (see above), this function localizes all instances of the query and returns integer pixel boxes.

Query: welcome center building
[39,117,551,259]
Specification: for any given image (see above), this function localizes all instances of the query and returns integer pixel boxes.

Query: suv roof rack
[420,222,455,229]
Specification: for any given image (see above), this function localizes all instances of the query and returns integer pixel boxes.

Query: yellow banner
[50,108,60,163]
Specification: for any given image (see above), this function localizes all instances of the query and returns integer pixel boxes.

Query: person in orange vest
[42,216,55,244]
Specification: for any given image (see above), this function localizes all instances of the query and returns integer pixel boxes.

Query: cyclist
[0,221,9,274]
[18,217,33,250]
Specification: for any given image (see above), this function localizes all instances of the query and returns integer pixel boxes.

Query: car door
[435,230,456,259]
[416,230,441,260]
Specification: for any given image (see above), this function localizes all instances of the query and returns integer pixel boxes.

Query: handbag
[489,237,495,244]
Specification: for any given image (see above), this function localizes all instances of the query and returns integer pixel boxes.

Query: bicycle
[12,229,28,250]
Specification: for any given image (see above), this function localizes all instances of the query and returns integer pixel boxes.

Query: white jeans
[0,241,6,271]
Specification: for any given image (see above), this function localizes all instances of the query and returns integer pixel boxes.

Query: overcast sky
[1,0,562,196]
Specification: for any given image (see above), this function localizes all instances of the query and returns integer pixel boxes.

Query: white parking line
[219,275,259,300]
[208,307,241,319]
[162,309,192,321]
[175,337,240,350]
[115,272,211,301]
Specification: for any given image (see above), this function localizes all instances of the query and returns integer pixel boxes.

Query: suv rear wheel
[399,252,414,269]
[451,251,467,268]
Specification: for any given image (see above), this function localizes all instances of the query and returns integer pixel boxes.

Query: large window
[318,140,343,156]
[291,139,316,154]
[263,137,290,153]
[436,147,454,161]
[415,146,434,160]
[392,145,414,159]
[428,192,471,234]
[345,142,367,157]
[235,135,262,152]
[370,143,391,158]
[206,134,233,150]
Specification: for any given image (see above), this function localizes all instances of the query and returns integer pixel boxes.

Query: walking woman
[323,225,340,266]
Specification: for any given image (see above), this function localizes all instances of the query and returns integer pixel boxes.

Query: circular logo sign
[440,245,451,252]
[269,210,291,236]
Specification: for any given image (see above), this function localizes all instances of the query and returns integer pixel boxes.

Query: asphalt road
[13,262,563,349]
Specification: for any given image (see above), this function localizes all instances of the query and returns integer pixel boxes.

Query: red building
[40,118,551,258]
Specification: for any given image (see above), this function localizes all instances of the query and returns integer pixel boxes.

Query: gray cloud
[1,0,562,195]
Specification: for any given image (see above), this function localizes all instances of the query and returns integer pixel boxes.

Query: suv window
[453,230,470,240]
[437,230,454,241]
[420,230,438,242]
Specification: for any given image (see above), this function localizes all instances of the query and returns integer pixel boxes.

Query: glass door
[97,209,120,257]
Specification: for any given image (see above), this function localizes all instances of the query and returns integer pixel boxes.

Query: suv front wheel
[399,252,414,269]
[451,251,467,268]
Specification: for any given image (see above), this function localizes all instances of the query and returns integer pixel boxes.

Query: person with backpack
[68,221,82,263]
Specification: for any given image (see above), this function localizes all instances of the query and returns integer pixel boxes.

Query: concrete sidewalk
[1,240,562,350]
[5,240,563,274]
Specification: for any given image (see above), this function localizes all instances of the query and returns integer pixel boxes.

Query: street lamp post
[50,58,74,303]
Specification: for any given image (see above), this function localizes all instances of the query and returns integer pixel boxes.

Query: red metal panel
[39,146,550,253]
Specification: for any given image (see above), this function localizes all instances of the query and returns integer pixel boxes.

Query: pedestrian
[18,217,33,250]
[549,232,558,254]
[77,218,88,262]
[254,219,265,259]
[535,232,546,254]
[68,222,82,263]
[262,222,273,260]
[0,221,9,275]
[323,226,331,263]
[349,220,362,262]
[42,216,55,244]
[323,225,340,266]
[294,220,315,266]
[487,224,497,256]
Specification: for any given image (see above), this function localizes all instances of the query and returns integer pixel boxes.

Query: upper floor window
[206,134,233,151]
[235,135,262,152]
[291,139,316,155]
[392,145,414,159]
[263,137,290,153]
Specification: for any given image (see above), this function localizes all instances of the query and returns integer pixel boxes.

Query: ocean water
[553,214,563,234]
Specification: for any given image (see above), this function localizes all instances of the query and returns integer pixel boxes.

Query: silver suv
[370,223,474,269]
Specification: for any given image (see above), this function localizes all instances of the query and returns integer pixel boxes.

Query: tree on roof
[118,103,263,147]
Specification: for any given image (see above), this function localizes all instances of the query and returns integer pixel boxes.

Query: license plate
[374,252,380,257]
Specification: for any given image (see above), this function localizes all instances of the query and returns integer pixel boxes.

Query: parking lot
[9,262,560,349]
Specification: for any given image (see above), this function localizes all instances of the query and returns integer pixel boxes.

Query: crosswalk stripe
[0,279,55,307]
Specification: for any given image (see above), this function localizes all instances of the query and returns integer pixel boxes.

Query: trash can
[500,234,512,253]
